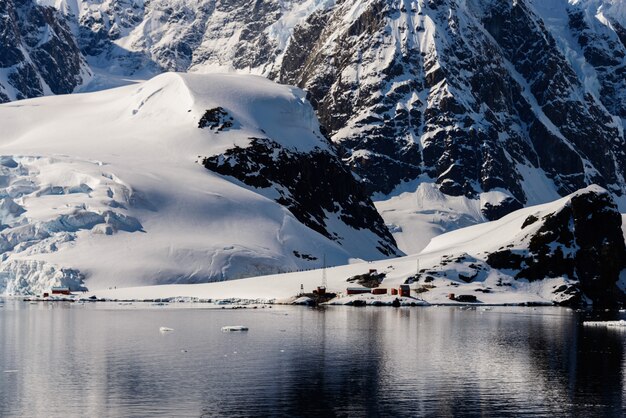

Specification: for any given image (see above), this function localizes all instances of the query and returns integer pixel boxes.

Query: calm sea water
[0,300,624,417]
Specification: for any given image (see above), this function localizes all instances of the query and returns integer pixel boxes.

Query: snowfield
[82,252,571,306]
[0,72,395,294]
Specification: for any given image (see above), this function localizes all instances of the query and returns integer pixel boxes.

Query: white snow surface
[374,181,487,254]
[0,72,391,294]
[583,320,626,327]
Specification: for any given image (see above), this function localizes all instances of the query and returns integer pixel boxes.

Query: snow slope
[0,72,395,294]
[88,185,626,305]
[375,181,532,254]
[85,252,566,306]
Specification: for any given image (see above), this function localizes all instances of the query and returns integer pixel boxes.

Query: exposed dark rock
[198,107,234,131]
[200,137,399,257]
[487,187,626,306]
[454,294,478,303]
[347,271,387,288]
[482,197,524,221]
[458,271,478,283]
[552,284,582,306]
[521,214,539,229]
[292,251,317,261]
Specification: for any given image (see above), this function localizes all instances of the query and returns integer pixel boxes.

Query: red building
[398,285,410,297]
[346,287,371,295]
[51,287,71,295]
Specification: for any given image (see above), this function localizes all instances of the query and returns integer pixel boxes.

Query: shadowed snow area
[0,72,396,294]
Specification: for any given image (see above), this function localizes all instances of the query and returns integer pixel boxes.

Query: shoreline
[8,294,563,309]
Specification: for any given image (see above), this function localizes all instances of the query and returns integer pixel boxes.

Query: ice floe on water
[583,320,626,327]
[221,326,249,332]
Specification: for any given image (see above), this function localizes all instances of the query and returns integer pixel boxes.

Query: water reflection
[0,301,625,417]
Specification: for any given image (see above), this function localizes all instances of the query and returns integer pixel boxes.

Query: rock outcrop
[486,186,626,306]
[200,137,400,257]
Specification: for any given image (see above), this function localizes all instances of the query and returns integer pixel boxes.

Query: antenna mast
[322,254,327,289]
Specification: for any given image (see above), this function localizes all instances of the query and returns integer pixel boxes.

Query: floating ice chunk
[159,326,174,333]
[292,296,314,305]
[221,325,249,332]
[583,320,626,327]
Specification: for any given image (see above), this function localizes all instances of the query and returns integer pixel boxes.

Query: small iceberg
[583,320,626,328]
[221,325,249,332]
[159,326,174,333]
[292,296,315,306]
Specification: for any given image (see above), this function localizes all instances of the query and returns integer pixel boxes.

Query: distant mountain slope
[279,0,626,201]
[0,72,399,295]
[0,0,91,101]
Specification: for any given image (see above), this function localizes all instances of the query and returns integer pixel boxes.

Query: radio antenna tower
[322,253,327,289]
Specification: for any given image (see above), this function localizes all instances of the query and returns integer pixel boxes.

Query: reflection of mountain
[201,308,388,416]
[496,311,624,416]
[572,325,624,414]
[1,305,625,415]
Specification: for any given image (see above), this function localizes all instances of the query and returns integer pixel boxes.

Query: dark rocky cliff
[278,0,626,220]
[0,0,89,102]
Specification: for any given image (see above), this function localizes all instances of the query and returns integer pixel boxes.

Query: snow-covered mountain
[0,72,399,294]
[2,0,624,255]
[277,0,626,252]
[1,0,626,297]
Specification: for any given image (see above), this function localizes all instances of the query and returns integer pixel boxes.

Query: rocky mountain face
[67,0,296,75]
[278,0,626,215]
[0,0,90,102]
